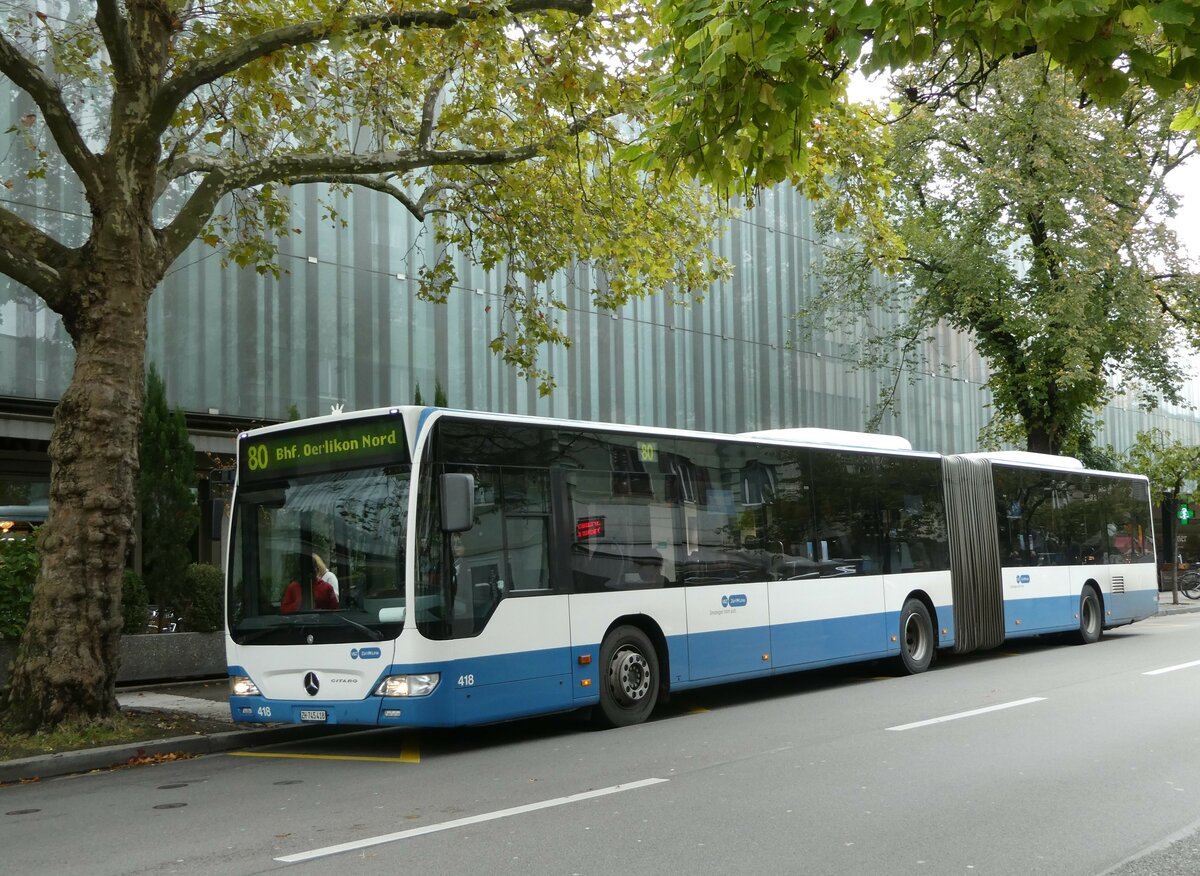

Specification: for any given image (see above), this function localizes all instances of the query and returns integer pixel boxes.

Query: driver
[281,553,340,613]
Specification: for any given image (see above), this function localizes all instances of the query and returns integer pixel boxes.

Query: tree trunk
[1025,425,1055,455]
[5,273,150,729]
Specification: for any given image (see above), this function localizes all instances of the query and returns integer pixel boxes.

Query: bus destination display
[240,417,407,481]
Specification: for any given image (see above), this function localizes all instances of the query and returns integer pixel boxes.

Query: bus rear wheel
[596,625,659,728]
[898,599,934,675]
[1077,586,1102,645]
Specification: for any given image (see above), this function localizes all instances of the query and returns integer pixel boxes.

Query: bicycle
[1179,570,1200,600]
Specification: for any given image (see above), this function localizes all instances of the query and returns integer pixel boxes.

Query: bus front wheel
[1077,586,1102,645]
[596,625,660,728]
[899,599,934,675]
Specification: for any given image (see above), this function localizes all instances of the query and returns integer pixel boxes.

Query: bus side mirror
[440,473,475,532]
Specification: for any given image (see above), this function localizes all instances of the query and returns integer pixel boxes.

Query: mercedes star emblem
[303,672,320,696]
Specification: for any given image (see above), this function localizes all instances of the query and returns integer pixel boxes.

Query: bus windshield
[228,466,410,645]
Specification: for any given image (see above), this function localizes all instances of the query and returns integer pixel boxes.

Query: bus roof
[242,406,934,458]
[737,428,913,451]
[238,407,1145,476]
[961,451,1085,470]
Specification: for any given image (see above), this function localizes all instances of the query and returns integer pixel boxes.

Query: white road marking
[886,697,1047,732]
[274,777,669,863]
[1142,659,1200,676]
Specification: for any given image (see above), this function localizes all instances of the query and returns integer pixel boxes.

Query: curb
[0,723,359,785]
[1157,602,1200,615]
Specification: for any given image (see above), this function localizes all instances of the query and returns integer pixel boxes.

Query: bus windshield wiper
[237,612,384,643]
[321,612,385,641]
[237,620,298,644]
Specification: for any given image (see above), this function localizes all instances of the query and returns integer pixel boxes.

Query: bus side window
[502,468,551,592]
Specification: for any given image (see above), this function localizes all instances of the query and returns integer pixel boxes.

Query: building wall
[2,113,1199,454]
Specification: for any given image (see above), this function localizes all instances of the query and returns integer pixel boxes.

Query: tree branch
[147,0,595,138]
[0,34,102,195]
[95,0,137,86]
[157,170,228,266]
[420,70,451,149]
[158,143,527,258]
[898,253,948,275]
[158,105,605,263]
[0,206,72,303]
[169,144,541,188]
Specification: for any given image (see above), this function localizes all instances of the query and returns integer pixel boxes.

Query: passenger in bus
[281,556,340,613]
[312,552,340,598]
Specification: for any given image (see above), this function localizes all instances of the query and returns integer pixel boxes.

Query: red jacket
[281,578,340,613]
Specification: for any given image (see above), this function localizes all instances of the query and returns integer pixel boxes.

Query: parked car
[147,606,182,633]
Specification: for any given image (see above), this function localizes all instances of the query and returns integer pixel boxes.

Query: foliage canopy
[653,0,1200,196]
[802,53,1200,454]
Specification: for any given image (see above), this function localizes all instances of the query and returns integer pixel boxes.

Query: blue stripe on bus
[687,625,773,679]
[415,406,437,443]
[1004,595,1075,634]
[1004,588,1158,635]
[227,589,1155,728]
[1104,588,1157,624]
[768,613,890,669]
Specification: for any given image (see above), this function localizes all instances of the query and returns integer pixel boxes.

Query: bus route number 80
[247,444,270,472]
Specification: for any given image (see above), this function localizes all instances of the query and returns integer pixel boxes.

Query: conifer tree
[138,366,199,632]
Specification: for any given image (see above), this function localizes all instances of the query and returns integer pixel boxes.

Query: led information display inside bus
[576,517,606,540]
[239,417,407,481]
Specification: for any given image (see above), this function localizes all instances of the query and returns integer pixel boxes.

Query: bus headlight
[374,674,440,697]
[229,675,261,697]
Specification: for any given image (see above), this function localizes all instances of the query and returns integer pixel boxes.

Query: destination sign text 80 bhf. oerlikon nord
[239,416,408,482]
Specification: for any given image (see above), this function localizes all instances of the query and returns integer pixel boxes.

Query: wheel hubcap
[904,615,927,661]
[609,647,650,705]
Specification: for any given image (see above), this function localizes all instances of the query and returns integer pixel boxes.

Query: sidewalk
[4,596,1198,785]
[1,679,352,785]
[1157,589,1200,614]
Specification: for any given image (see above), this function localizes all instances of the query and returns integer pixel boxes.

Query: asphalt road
[4,613,1200,876]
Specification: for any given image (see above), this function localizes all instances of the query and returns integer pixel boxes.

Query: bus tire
[1077,586,1102,645]
[596,625,659,728]
[898,598,934,675]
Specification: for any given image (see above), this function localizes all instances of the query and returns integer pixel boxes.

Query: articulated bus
[225,407,1157,728]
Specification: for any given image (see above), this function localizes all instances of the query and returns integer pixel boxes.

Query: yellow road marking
[400,736,421,763]
[228,752,413,763]
[687,707,710,714]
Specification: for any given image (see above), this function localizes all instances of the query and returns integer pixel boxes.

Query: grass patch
[0,709,236,762]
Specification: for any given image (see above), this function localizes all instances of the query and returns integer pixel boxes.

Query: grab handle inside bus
[440,473,475,532]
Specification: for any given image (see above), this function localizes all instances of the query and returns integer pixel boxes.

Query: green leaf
[1151,0,1195,25]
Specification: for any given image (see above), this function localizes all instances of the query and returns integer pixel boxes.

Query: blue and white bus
[225,407,1158,728]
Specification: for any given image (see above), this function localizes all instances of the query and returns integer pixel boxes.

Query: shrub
[121,570,149,635]
[0,536,161,640]
[185,563,224,634]
[0,536,39,640]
